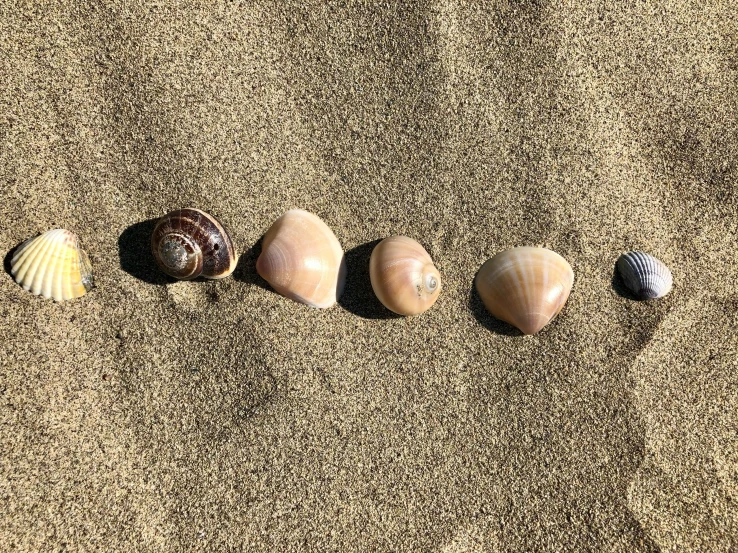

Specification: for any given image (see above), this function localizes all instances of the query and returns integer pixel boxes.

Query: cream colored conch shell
[475,247,573,335]
[10,229,94,301]
[256,209,346,308]
[369,236,441,316]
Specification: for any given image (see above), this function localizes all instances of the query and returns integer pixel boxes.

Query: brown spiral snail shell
[151,208,238,280]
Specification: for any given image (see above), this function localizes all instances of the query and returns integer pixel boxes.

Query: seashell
[10,229,94,301]
[616,251,672,300]
[151,208,237,280]
[475,247,574,335]
[369,236,441,316]
[256,209,346,308]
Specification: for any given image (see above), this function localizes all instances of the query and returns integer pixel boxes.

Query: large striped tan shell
[475,247,574,335]
[151,208,238,280]
[616,251,672,300]
[256,209,346,308]
[10,229,94,301]
[369,236,441,316]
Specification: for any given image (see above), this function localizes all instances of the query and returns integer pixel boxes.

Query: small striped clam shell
[10,229,94,301]
[616,251,672,300]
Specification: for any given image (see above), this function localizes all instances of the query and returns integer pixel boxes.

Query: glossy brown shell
[151,208,237,280]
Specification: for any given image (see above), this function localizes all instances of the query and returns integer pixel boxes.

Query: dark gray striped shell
[151,208,238,280]
[616,251,672,300]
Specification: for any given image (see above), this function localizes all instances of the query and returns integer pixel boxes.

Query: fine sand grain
[1,2,737,551]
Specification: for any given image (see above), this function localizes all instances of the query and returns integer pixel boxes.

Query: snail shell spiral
[369,236,441,316]
[151,208,238,280]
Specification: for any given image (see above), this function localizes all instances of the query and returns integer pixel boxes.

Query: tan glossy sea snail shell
[475,247,574,335]
[369,236,441,316]
[151,208,238,280]
[256,209,346,308]
[10,229,94,301]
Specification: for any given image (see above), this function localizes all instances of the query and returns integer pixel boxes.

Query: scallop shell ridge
[616,251,672,300]
[10,229,93,301]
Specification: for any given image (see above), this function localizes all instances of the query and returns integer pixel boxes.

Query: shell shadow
[468,272,523,336]
[338,240,402,320]
[3,244,18,279]
[118,218,175,285]
[611,264,641,301]
[232,236,273,293]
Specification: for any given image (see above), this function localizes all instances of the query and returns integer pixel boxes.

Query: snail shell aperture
[151,208,238,280]
[256,209,346,308]
[369,236,441,316]
[10,229,94,301]
[475,247,574,335]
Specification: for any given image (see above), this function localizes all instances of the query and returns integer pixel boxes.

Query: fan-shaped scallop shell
[475,247,574,335]
[151,208,238,280]
[256,209,346,308]
[369,236,441,316]
[10,229,94,301]
[616,251,672,300]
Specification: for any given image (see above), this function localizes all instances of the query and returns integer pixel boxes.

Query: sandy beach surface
[1,1,737,551]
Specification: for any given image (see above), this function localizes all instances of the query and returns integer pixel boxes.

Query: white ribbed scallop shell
[10,229,93,301]
[616,251,672,300]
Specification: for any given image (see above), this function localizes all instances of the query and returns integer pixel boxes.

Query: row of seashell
[9,208,673,335]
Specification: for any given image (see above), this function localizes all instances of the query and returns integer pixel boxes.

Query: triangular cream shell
[475,247,573,335]
[256,210,346,308]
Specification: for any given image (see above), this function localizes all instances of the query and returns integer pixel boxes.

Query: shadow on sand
[118,218,175,285]
[338,240,402,320]
[3,244,19,279]
[232,235,274,294]
[611,264,642,301]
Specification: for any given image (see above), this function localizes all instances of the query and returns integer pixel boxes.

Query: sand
[1,1,737,551]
